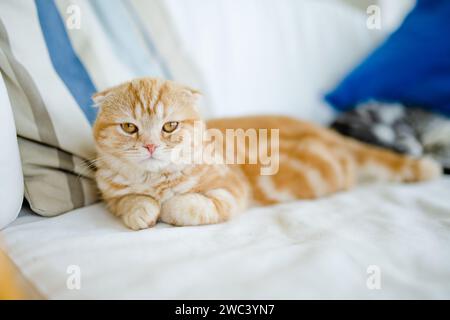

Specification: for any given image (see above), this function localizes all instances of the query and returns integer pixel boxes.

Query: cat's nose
[144,144,157,155]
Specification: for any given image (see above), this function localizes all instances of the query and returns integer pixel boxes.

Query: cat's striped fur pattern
[93,78,442,230]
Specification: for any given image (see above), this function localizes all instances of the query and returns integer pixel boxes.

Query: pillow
[325,0,450,117]
[0,0,98,216]
[0,0,201,216]
[0,74,23,229]
[163,0,382,123]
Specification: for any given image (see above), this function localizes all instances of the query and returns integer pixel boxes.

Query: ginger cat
[92,78,442,230]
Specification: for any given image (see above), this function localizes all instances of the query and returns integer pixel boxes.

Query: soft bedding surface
[3,178,450,299]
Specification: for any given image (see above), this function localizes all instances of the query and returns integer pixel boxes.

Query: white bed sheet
[3,178,450,299]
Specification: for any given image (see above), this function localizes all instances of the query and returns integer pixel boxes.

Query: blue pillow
[325,0,450,117]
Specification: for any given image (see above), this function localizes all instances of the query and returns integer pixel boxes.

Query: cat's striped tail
[346,138,443,184]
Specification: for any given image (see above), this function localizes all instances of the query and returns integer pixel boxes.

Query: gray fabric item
[331,102,450,171]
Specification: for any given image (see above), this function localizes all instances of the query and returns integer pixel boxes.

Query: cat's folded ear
[92,83,125,107]
[92,88,112,107]
[182,86,202,101]
[92,91,107,107]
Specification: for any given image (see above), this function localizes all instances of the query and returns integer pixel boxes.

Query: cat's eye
[162,121,179,133]
[120,123,138,134]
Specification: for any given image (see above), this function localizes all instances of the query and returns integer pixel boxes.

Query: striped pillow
[0,0,203,216]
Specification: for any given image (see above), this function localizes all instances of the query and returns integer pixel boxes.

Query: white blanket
[3,178,450,299]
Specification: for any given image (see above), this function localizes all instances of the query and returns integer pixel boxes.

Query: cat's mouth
[139,155,165,164]
[137,154,174,172]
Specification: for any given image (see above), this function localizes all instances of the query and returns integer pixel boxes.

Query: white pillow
[163,0,384,123]
[0,74,23,229]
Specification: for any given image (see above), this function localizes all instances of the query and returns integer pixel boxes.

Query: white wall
[163,0,385,123]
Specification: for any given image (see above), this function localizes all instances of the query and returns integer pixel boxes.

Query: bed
[3,178,450,299]
[3,0,449,300]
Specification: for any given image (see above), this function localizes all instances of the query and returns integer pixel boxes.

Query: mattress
[2,178,450,299]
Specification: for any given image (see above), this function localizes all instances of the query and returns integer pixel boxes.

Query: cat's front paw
[122,208,157,230]
[120,197,160,230]
[160,193,221,226]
